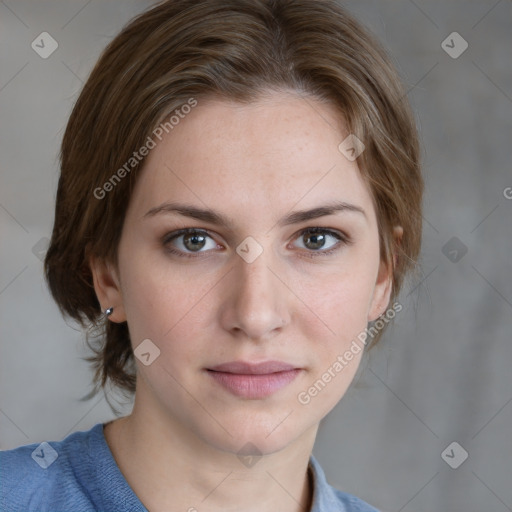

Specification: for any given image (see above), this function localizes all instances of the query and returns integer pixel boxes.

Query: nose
[219,247,290,342]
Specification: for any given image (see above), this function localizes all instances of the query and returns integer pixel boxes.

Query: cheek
[119,253,218,356]
[294,271,373,416]
[299,257,378,341]
[301,285,371,387]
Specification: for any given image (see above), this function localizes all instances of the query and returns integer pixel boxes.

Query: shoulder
[309,455,381,512]
[0,424,103,512]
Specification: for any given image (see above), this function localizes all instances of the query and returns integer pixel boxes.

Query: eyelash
[162,227,352,259]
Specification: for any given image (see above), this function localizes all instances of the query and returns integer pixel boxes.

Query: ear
[367,226,403,322]
[89,255,127,323]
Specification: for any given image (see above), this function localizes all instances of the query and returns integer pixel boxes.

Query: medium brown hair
[44,0,423,398]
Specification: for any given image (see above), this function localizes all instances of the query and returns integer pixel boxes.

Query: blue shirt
[1,423,380,511]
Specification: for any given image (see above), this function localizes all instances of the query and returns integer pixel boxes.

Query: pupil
[184,233,206,251]
[306,232,325,250]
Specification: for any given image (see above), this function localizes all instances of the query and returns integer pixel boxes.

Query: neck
[103,388,317,512]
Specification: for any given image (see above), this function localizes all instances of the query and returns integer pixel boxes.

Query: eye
[163,228,219,257]
[291,227,349,257]
[163,227,350,259]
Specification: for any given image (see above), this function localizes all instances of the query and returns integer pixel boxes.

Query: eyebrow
[143,200,366,227]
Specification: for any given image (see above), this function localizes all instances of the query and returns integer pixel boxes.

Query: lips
[206,360,302,399]
[207,360,297,375]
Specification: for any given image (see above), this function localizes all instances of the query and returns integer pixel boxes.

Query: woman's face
[95,91,393,456]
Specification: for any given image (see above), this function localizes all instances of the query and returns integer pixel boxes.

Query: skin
[90,90,401,512]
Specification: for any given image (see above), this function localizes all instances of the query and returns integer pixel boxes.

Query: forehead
[126,92,376,228]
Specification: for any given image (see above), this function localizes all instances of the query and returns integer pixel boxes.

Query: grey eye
[294,229,341,251]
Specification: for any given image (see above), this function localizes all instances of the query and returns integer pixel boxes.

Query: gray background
[1,1,511,511]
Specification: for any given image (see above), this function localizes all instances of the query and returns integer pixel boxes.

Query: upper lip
[207,360,298,375]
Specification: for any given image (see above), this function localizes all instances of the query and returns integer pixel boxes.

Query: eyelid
[162,228,220,257]
[290,227,351,258]
[162,226,351,258]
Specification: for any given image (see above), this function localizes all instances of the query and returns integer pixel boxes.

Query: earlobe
[89,256,126,322]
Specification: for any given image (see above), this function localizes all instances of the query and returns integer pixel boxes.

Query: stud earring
[104,307,114,317]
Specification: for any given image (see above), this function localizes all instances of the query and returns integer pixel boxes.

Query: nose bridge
[236,242,278,310]
[222,239,289,339]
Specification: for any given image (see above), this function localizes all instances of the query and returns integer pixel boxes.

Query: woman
[0,0,423,510]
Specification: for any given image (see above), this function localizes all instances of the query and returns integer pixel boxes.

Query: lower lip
[206,369,301,399]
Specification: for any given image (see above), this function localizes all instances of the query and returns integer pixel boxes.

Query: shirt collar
[309,454,343,511]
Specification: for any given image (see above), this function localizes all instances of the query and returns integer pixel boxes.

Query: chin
[190,408,309,458]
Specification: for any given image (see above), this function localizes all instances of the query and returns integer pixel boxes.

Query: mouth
[205,360,302,399]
